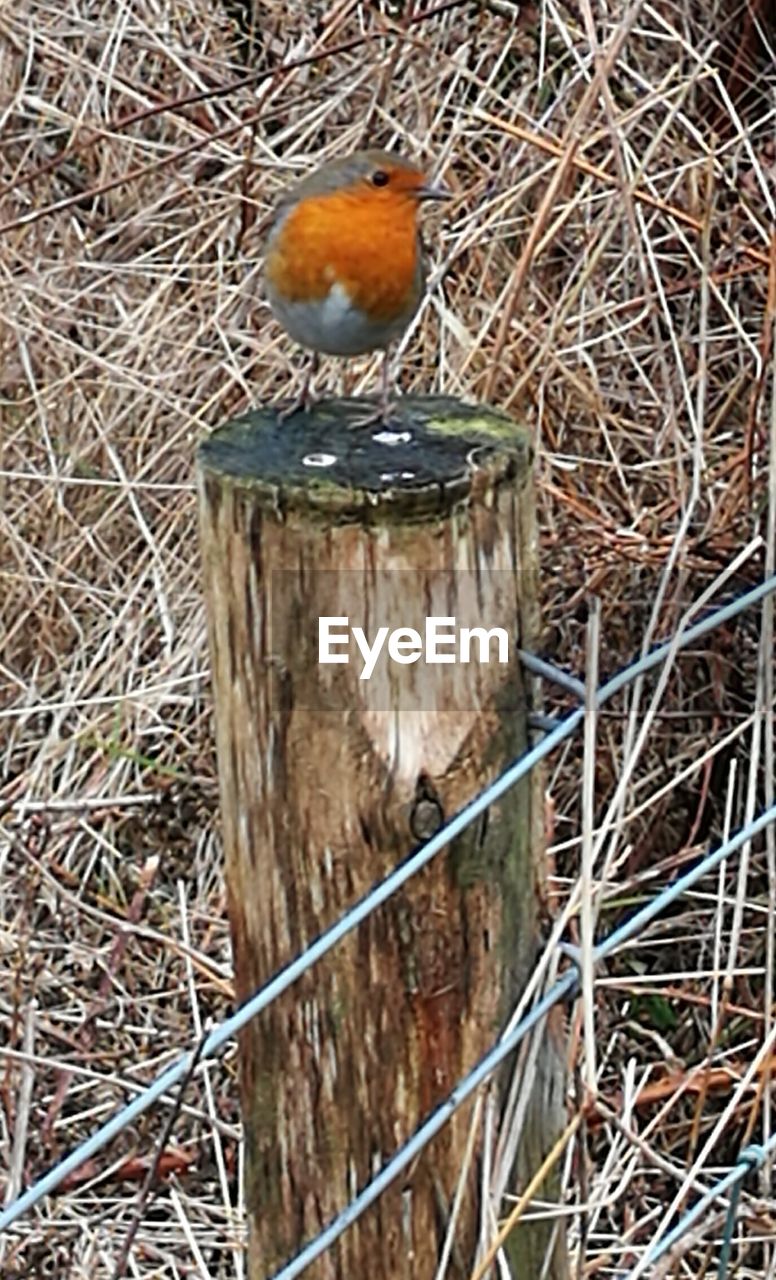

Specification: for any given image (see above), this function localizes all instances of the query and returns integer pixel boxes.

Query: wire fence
[2,569,776,1278]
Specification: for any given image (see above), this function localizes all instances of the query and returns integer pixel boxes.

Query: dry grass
[1,0,774,1275]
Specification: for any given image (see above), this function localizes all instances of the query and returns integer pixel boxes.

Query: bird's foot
[275,354,320,422]
[346,397,402,431]
[276,384,316,422]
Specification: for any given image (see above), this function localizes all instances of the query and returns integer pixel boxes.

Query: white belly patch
[268,278,415,357]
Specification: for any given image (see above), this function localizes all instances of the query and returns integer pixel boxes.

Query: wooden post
[197,395,567,1279]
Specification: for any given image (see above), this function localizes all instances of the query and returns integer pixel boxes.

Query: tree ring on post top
[198,394,533,524]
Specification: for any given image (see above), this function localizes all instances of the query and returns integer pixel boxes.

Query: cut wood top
[198,395,533,524]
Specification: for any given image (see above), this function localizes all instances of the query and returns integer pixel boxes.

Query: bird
[264,149,450,424]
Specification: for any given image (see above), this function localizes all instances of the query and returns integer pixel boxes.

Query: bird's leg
[379,348,392,422]
[348,349,398,429]
[277,351,320,422]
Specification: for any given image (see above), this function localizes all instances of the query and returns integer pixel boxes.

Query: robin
[264,149,450,423]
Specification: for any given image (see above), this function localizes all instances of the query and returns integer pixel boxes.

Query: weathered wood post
[198,395,567,1279]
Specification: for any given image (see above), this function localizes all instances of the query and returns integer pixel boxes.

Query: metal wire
[716,1147,761,1280]
[518,648,586,699]
[0,571,774,1258]
[630,1142,768,1278]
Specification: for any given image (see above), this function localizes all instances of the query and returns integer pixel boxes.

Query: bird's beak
[416,181,452,202]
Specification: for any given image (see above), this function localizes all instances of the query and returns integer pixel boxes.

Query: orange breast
[266,188,421,323]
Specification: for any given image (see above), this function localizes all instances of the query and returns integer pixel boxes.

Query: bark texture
[198,395,567,1280]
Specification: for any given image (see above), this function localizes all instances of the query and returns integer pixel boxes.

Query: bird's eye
[371,170,390,187]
